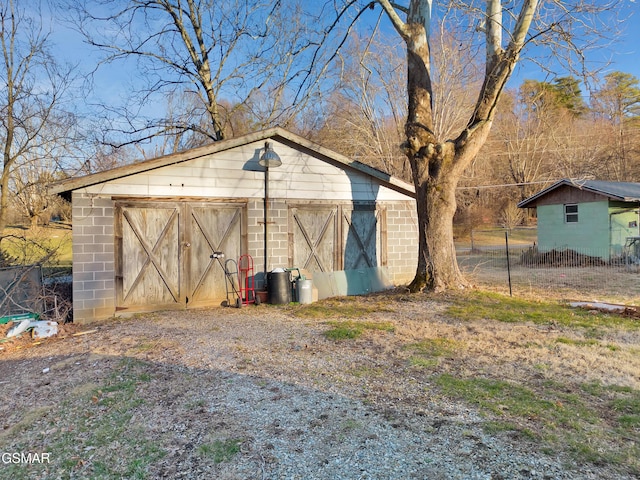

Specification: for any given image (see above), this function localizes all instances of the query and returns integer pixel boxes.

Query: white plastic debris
[5,319,59,339]
[6,319,31,338]
[31,321,59,339]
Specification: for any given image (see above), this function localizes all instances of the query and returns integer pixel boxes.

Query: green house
[518,179,640,260]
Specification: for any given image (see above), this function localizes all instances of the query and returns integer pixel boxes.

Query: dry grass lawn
[0,289,639,478]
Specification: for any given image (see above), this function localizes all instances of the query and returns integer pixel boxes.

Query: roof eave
[48,128,285,196]
[270,129,415,199]
[517,179,640,208]
[517,179,567,208]
[49,127,416,200]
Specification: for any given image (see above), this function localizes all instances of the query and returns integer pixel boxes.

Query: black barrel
[267,271,291,304]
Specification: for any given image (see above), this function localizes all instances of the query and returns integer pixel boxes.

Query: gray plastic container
[296,279,313,304]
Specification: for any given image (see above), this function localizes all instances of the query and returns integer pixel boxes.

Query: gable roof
[50,127,415,200]
[518,179,640,208]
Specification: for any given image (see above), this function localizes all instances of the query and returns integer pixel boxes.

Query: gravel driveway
[0,293,635,479]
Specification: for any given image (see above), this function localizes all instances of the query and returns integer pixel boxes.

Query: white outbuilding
[51,127,418,323]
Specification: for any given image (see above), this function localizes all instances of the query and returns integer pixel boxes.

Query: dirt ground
[0,292,639,479]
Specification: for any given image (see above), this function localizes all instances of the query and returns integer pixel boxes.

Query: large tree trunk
[410,161,465,291]
[402,13,468,292]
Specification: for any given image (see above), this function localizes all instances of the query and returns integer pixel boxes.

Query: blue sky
[44,1,640,115]
[510,2,640,87]
[604,0,640,79]
[602,20,640,79]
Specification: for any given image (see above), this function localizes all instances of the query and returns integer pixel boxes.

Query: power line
[475,148,611,158]
[482,127,640,146]
[457,180,554,190]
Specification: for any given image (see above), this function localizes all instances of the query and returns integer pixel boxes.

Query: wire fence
[456,229,640,304]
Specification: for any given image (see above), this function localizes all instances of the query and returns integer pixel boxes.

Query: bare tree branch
[0,0,80,233]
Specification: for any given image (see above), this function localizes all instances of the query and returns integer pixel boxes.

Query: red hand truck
[238,254,260,306]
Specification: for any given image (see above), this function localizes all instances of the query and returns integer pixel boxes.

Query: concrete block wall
[71,192,116,323]
[246,199,265,287]
[385,201,419,285]
[246,199,290,289]
[267,200,290,271]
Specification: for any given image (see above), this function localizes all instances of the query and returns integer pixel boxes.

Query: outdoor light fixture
[258,141,282,168]
[258,141,282,275]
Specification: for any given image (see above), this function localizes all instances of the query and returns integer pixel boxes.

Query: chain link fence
[456,228,640,303]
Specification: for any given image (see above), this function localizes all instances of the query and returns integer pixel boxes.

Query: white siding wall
[80,141,409,202]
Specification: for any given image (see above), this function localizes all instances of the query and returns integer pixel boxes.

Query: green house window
[565,204,578,223]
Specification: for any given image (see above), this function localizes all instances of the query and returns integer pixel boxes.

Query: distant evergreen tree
[592,71,640,124]
[520,76,586,118]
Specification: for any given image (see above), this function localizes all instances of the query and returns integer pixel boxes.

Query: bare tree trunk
[0,171,10,233]
[400,5,469,292]
[0,93,14,234]
[410,161,464,291]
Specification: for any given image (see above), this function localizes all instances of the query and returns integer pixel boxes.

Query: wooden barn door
[289,205,338,273]
[342,205,386,270]
[116,202,182,310]
[116,200,245,312]
[184,203,244,307]
[289,203,386,274]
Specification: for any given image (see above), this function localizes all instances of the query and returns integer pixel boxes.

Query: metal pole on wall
[505,231,512,297]
[259,142,282,276]
[263,165,269,274]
